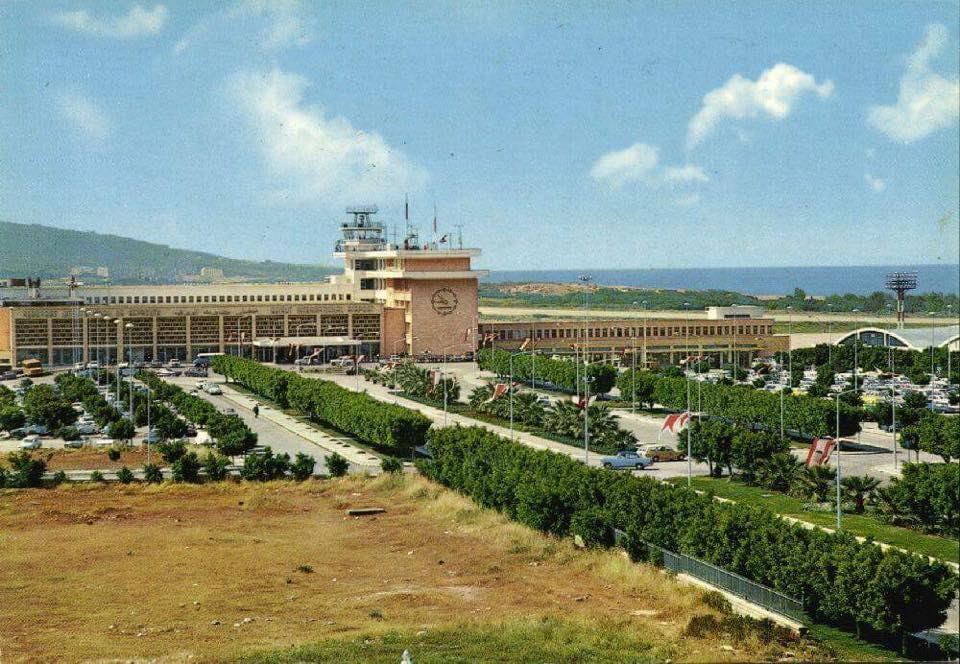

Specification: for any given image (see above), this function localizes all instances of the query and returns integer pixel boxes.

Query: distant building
[706,305,767,320]
[96,266,109,278]
[199,267,224,281]
[0,207,486,366]
[836,326,960,351]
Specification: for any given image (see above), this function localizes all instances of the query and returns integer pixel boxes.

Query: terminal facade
[1,207,786,370]
[0,208,484,369]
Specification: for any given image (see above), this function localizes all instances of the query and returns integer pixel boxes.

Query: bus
[21,358,44,377]
[193,352,226,368]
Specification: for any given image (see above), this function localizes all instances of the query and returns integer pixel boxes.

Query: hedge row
[477,348,618,394]
[420,425,957,644]
[617,370,861,438]
[213,356,431,455]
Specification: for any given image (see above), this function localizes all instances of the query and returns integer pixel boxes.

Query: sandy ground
[0,475,825,663]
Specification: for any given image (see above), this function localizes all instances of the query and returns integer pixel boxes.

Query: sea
[482,264,960,297]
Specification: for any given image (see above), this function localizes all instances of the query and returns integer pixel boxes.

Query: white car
[19,435,42,450]
[203,383,222,395]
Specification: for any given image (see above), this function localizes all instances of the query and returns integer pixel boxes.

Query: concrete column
[152,317,158,361]
[82,317,89,364]
[47,318,53,366]
[185,316,192,360]
[218,316,225,353]
[283,314,289,336]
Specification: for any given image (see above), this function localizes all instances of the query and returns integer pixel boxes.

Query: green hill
[0,220,335,284]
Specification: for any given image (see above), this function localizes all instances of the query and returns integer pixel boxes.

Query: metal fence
[613,528,805,623]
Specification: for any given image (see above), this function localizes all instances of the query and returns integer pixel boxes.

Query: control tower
[334,205,486,357]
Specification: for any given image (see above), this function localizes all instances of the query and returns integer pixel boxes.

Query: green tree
[4,451,46,488]
[156,439,187,464]
[22,384,77,430]
[291,452,316,481]
[841,475,880,514]
[757,453,803,493]
[109,418,136,443]
[326,452,349,477]
[381,456,403,474]
[116,466,135,484]
[172,451,201,483]
[0,406,26,431]
[142,462,163,484]
[730,430,787,484]
[799,464,835,503]
[688,419,735,477]
[202,452,230,481]
[241,447,290,481]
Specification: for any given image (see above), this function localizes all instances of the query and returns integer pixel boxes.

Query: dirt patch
[0,476,820,662]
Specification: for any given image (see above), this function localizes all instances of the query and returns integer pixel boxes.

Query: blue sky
[1,1,958,271]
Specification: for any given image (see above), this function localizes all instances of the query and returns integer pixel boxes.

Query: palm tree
[841,475,881,514]
[757,452,802,493]
[799,464,835,503]
[543,400,581,439]
[873,485,920,529]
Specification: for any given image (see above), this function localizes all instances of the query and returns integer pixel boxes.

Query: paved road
[159,374,354,475]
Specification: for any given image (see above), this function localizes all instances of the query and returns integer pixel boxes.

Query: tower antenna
[884,272,917,329]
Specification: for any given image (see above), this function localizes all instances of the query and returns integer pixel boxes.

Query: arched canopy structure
[836,325,960,351]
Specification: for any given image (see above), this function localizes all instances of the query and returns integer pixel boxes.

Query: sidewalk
[218,382,382,468]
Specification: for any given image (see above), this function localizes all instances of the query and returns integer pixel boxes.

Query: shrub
[172,451,202,483]
[214,356,430,456]
[326,452,349,477]
[570,507,614,548]
[477,348,618,394]
[381,456,403,474]
[108,418,136,442]
[142,462,163,484]
[5,451,47,488]
[241,447,290,481]
[156,439,187,464]
[51,470,68,485]
[202,453,230,481]
[22,384,77,430]
[877,463,959,538]
[89,470,105,483]
[116,466,135,484]
[420,424,957,645]
[0,405,26,432]
[58,426,81,442]
[290,452,316,481]
[106,447,121,462]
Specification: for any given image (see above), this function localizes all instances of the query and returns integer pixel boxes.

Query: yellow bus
[20,358,44,378]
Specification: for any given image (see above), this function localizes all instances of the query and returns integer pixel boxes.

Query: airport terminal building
[1,209,785,371]
[0,208,484,369]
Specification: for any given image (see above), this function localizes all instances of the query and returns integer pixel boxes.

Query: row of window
[83,292,352,305]
[485,323,772,342]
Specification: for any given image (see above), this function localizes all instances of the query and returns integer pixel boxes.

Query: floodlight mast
[884,272,917,329]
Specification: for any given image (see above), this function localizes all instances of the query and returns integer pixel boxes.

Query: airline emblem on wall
[431,288,458,316]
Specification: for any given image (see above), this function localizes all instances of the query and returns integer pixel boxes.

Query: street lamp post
[124,322,134,418]
[835,388,858,531]
[927,311,938,379]
[826,303,833,365]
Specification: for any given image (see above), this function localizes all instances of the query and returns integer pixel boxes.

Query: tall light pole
[850,309,860,393]
[113,318,122,404]
[440,342,461,427]
[93,313,103,386]
[928,311,938,380]
[835,388,858,531]
[125,322,134,421]
[891,348,898,472]
[682,302,691,487]
[631,299,639,414]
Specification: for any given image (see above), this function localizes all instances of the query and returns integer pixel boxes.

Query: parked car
[640,445,686,462]
[203,383,222,395]
[76,422,99,436]
[221,407,236,416]
[11,424,49,438]
[184,367,207,377]
[64,439,84,449]
[18,435,42,450]
[600,450,653,470]
[1,370,17,381]
[184,425,197,438]
[146,428,161,444]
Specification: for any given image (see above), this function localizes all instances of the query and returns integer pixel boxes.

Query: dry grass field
[0,475,832,663]
[11,446,156,471]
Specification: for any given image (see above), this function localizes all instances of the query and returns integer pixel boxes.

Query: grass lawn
[669,476,959,563]
[0,474,836,662]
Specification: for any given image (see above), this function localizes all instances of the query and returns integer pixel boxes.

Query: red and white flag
[659,412,691,434]
[571,394,597,409]
[805,437,836,467]
[519,338,530,351]
[485,383,509,403]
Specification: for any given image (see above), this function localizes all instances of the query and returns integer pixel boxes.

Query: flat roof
[251,336,361,347]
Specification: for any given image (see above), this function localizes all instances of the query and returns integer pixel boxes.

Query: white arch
[835,327,913,349]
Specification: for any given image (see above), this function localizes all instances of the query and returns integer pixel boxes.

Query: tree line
[419,424,957,649]
[477,348,618,394]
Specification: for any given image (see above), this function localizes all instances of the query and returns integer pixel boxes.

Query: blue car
[600,450,653,470]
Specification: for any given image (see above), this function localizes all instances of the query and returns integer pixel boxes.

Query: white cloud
[176,0,311,54]
[687,63,834,148]
[227,68,426,202]
[664,164,709,183]
[52,4,167,38]
[867,24,959,143]
[590,144,709,195]
[57,91,110,143]
[589,143,660,187]
[864,173,886,192]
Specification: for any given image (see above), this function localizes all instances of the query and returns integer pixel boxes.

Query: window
[323,294,329,301]
[345,294,351,301]
[242,295,248,302]
[188,296,195,303]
